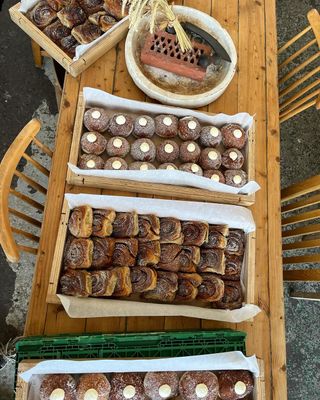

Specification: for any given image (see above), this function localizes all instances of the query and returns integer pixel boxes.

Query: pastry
[60,269,92,297]
[203,225,228,250]
[199,148,221,170]
[78,0,104,15]
[155,115,178,138]
[218,370,254,400]
[60,35,78,57]
[179,371,219,400]
[28,1,57,30]
[103,0,129,20]
[142,271,178,302]
[110,373,146,400]
[47,0,68,11]
[107,136,130,157]
[175,273,202,301]
[179,141,201,163]
[199,126,222,147]
[134,115,155,138]
[92,237,115,268]
[84,107,109,132]
[64,238,93,269]
[91,269,117,296]
[179,163,203,176]
[198,249,225,275]
[178,116,201,141]
[43,20,71,43]
[99,14,117,31]
[129,162,156,171]
[144,372,179,400]
[160,217,184,244]
[57,0,87,29]
[131,266,157,293]
[197,274,224,302]
[182,221,209,246]
[77,373,111,400]
[223,255,242,281]
[68,205,93,238]
[81,131,107,155]
[203,170,225,184]
[156,140,179,163]
[131,139,156,162]
[104,157,128,170]
[109,114,134,137]
[79,154,105,169]
[72,20,101,44]
[221,148,244,170]
[88,10,107,24]
[158,163,178,171]
[157,244,199,273]
[224,170,247,187]
[112,238,138,267]
[226,229,245,256]
[221,124,247,149]
[40,374,77,400]
[214,280,243,309]
[111,266,132,296]
[113,212,139,237]
[137,240,161,266]
[92,208,116,237]
[138,214,160,241]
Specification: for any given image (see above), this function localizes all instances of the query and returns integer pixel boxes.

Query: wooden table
[23,1,287,399]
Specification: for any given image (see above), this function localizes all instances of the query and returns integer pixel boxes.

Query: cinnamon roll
[182,221,209,246]
[144,372,179,400]
[131,266,157,293]
[60,35,78,57]
[214,280,243,309]
[92,237,115,268]
[57,0,87,28]
[160,217,184,244]
[197,274,224,302]
[203,225,228,249]
[92,208,116,237]
[223,255,242,281]
[43,20,71,44]
[68,205,93,238]
[138,214,160,241]
[225,229,245,256]
[137,240,161,266]
[91,269,117,296]
[142,271,178,302]
[78,0,104,14]
[27,1,57,30]
[109,373,146,400]
[64,238,93,269]
[47,0,68,11]
[112,238,138,267]
[198,249,225,275]
[179,371,219,400]
[88,10,107,25]
[113,212,139,237]
[218,370,254,400]
[60,269,92,297]
[76,373,111,400]
[111,266,132,297]
[158,244,199,273]
[71,21,101,44]
[99,14,117,31]
[40,374,77,400]
[176,273,202,301]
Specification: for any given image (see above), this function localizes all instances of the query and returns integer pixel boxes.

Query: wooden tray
[67,94,256,206]
[9,3,129,77]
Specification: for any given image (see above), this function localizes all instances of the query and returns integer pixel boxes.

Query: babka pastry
[107,136,130,157]
[60,269,92,297]
[158,163,178,171]
[47,0,68,11]
[78,0,104,15]
[225,229,245,256]
[28,1,57,30]
[130,266,157,293]
[76,373,111,400]
[175,273,202,301]
[155,115,178,138]
[157,244,200,273]
[40,374,77,400]
[199,148,221,170]
[104,157,128,170]
[221,124,247,150]
[218,370,254,400]
[84,107,109,132]
[110,373,146,400]
[92,208,116,237]
[109,114,134,137]
[103,0,129,19]
[142,271,178,302]
[79,154,105,169]
[160,217,184,244]
[197,274,224,302]
[221,148,244,170]
[178,116,201,141]
[99,14,117,31]
[202,225,228,250]
[131,138,156,162]
[91,269,117,296]
[57,0,87,28]
[203,170,225,184]
[179,371,219,400]
[137,240,161,266]
[224,170,247,188]
[156,140,179,163]
[223,255,242,281]
[129,162,156,171]
[179,163,203,176]
[182,221,209,246]
[179,141,201,163]
[112,238,138,267]
[214,280,243,309]
[60,35,78,57]
[111,266,132,296]
[64,238,93,269]
[81,131,107,155]
[134,115,155,138]
[138,214,160,241]
[199,126,222,148]
[113,212,139,237]
[197,249,225,275]
[43,20,71,44]
[91,237,115,268]
[68,205,93,238]
[71,20,101,44]
[88,10,106,24]
[144,372,179,400]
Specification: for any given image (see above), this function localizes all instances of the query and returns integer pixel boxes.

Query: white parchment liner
[68,88,260,195]
[57,194,260,322]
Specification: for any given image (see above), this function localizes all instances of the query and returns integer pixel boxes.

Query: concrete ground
[0,0,319,398]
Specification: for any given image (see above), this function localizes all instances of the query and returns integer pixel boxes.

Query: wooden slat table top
[23,1,286,399]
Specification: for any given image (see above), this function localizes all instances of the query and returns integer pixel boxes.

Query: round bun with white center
[76,374,111,400]
[81,132,107,155]
[218,370,254,400]
[84,108,109,133]
[144,372,179,400]
[199,126,222,148]
[155,115,178,138]
[110,373,146,400]
[203,169,225,183]
[221,148,244,169]
[104,157,128,170]
[129,161,156,170]
[224,169,247,188]
[39,374,76,400]
[156,140,180,163]
[134,115,155,138]
[179,141,201,163]
[78,154,104,170]
[179,371,219,400]
[199,148,222,170]
[221,124,247,149]
[107,136,130,157]
[178,116,201,141]
[179,163,203,176]
[131,138,156,162]
[158,163,178,170]
[109,114,134,137]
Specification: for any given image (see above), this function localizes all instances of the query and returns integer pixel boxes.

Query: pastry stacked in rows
[40,370,254,400]
[78,107,249,188]
[59,206,246,309]
[27,0,127,58]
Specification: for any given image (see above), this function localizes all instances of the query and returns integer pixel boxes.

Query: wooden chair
[0,119,53,263]
[278,9,320,123]
[281,175,320,301]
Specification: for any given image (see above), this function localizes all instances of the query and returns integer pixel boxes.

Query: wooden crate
[67,94,256,206]
[9,3,129,77]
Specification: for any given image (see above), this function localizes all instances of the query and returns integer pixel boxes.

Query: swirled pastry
[142,271,178,302]
[60,269,92,297]
[113,212,139,237]
[197,274,224,302]
[158,244,200,273]
[64,238,93,269]
[43,20,71,43]
[218,370,254,400]
[76,373,111,400]
[138,214,160,241]
[144,372,179,400]
[57,0,87,28]
[92,237,115,268]
[91,269,117,296]
[131,266,157,293]
[47,0,69,11]
[92,209,116,237]
[226,229,245,256]
[179,371,219,400]
[223,255,242,281]
[68,205,93,238]
[111,266,132,296]
[72,21,101,44]
[182,221,209,246]
[78,0,104,14]
[27,1,57,30]
[203,225,228,249]
[110,373,146,400]
[176,273,202,301]
[160,217,184,244]
[99,14,118,31]
[198,249,225,275]
[137,240,161,266]
[214,280,243,309]
[40,374,77,400]
[112,238,138,267]
[60,35,78,57]
[88,10,107,24]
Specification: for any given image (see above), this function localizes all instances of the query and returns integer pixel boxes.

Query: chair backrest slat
[22,153,50,177]
[279,52,320,85]
[14,170,47,195]
[282,208,320,227]
[32,137,53,157]
[280,98,319,123]
[11,227,40,243]
[282,192,320,213]
[281,175,320,202]
[283,239,320,251]
[17,244,38,255]
[279,80,320,111]
[284,269,320,281]
[283,254,320,265]
[279,66,320,98]
[278,25,312,54]
[279,38,317,69]
[9,189,44,212]
[9,207,42,228]
[282,223,320,239]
